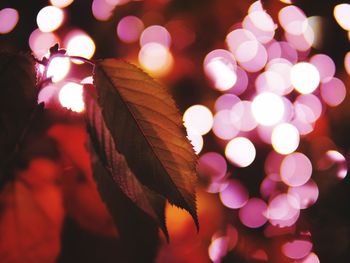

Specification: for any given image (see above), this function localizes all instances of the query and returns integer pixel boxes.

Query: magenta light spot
[208,236,229,262]
[267,193,300,227]
[230,101,257,132]
[320,77,346,107]
[140,25,171,48]
[267,41,298,64]
[239,198,268,228]
[278,5,307,35]
[295,94,322,123]
[310,54,336,82]
[213,110,239,140]
[117,16,144,43]
[228,66,249,95]
[0,8,19,34]
[282,239,313,259]
[265,151,285,175]
[288,179,319,209]
[197,152,227,182]
[219,179,249,209]
[301,252,320,263]
[280,153,312,187]
[214,94,240,112]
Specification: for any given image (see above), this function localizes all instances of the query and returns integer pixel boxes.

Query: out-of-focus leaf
[93,59,198,227]
[0,158,64,263]
[0,52,38,184]
[84,87,168,238]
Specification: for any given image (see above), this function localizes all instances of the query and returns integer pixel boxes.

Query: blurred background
[1,0,350,262]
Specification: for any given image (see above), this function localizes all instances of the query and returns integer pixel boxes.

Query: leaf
[0,52,38,184]
[84,87,168,238]
[93,59,198,227]
[0,158,64,263]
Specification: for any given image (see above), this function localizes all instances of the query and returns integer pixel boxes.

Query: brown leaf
[93,59,198,227]
[84,87,168,238]
[0,158,64,263]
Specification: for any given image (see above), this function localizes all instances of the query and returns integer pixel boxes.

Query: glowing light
[36,6,64,32]
[197,152,227,181]
[326,150,348,179]
[204,49,237,91]
[117,16,144,43]
[280,153,312,187]
[267,42,298,64]
[295,94,322,122]
[231,101,257,132]
[301,252,320,263]
[320,78,346,107]
[271,123,299,154]
[285,25,314,51]
[50,0,74,8]
[239,198,268,228]
[225,137,256,167]
[243,10,276,44]
[282,240,313,259]
[214,94,240,112]
[0,8,19,34]
[334,4,350,30]
[255,70,289,95]
[38,84,57,104]
[183,105,213,135]
[278,5,307,35]
[92,0,114,21]
[58,82,84,112]
[186,128,203,155]
[29,29,59,59]
[213,110,239,140]
[81,76,93,84]
[138,43,173,76]
[252,92,284,126]
[291,62,320,94]
[140,25,171,48]
[46,57,71,83]
[267,193,300,227]
[310,54,335,82]
[288,179,319,209]
[208,236,229,262]
[66,32,96,61]
[230,66,249,95]
[345,52,350,76]
[219,179,249,209]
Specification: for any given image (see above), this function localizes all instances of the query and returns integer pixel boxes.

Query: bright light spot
[252,92,284,126]
[285,24,314,51]
[183,105,213,135]
[230,66,249,95]
[46,56,71,83]
[280,152,312,187]
[280,0,292,4]
[255,70,290,95]
[80,76,93,84]
[92,0,114,21]
[282,239,313,259]
[267,41,298,64]
[301,252,320,263]
[278,5,307,35]
[29,29,59,59]
[291,62,320,94]
[197,152,227,182]
[138,43,173,76]
[117,16,144,43]
[243,10,276,44]
[239,198,267,228]
[308,16,325,49]
[208,236,229,262]
[226,29,256,55]
[58,82,84,112]
[272,123,299,154]
[288,179,319,209]
[225,137,256,167]
[38,84,57,104]
[231,101,257,132]
[50,0,74,8]
[204,49,237,91]
[0,8,19,34]
[37,6,64,32]
[345,52,350,76]
[320,77,346,107]
[213,110,239,140]
[326,150,348,179]
[140,25,171,48]
[66,32,96,61]
[267,193,300,227]
[295,94,322,122]
[214,94,240,112]
[310,54,335,82]
[334,4,350,30]
[219,179,249,209]
[186,128,203,155]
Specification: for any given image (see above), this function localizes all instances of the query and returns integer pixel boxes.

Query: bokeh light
[291,62,320,94]
[58,82,84,112]
[345,52,350,76]
[29,29,59,59]
[310,54,336,82]
[288,179,319,209]
[208,236,229,262]
[117,16,144,43]
[0,8,19,34]
[197,152,227,182]
[282,239,313,259]
[271,123,300,154]
[212,110,239,140]
[92,0,114,21]
[301,252,320,263]
[334,4,350,30]
[140,25,171,48]
[267,193,300,227]
[65,31,96,61]
[183,105,213,135]
[219,179,249,209]
[46,57,71,83]
[186,128,203,155]
[231,101,257,132]
[225,137,256,167]
[50,0,74,8]
[278,5,307,35]
[320,77,346,107]
[326,150,348,179]
[239,198,267,228]
[280,152,312,187]
[251,92,285,126]
[36,6,64,32]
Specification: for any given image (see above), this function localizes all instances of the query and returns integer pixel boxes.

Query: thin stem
[68,56,95,65]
